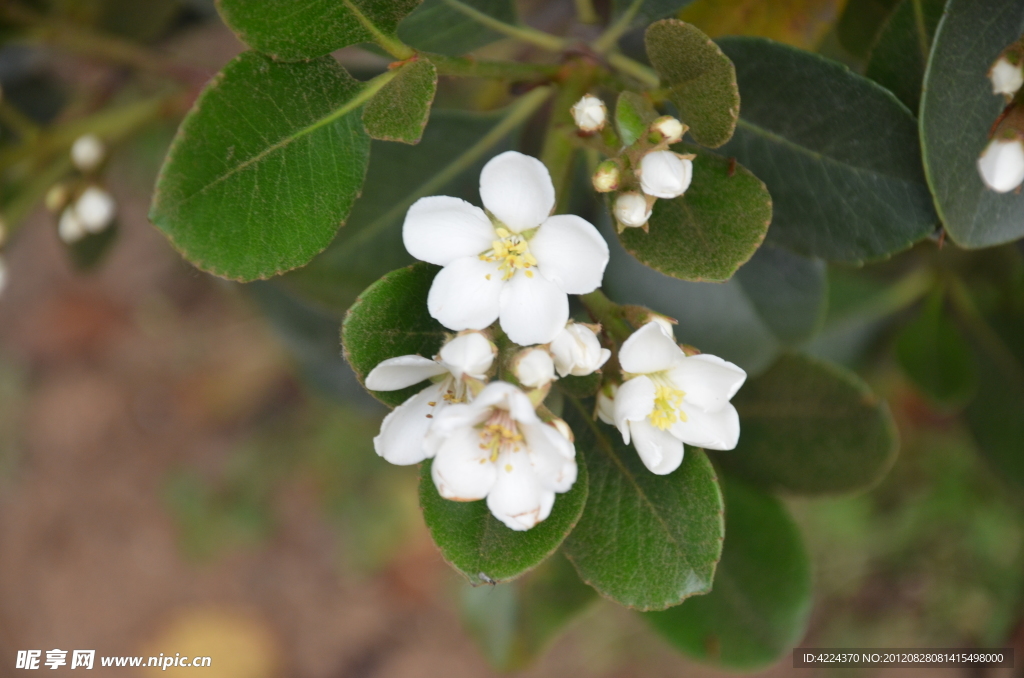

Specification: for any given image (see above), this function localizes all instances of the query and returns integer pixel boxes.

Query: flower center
[477,408,523,462]
[479,228,538,281]
[648,373,687,431]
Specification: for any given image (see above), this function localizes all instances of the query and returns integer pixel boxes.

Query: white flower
[426,381,577,531]
[614,191,651,229]
[613,322,746,475]
[75,187,116,233]
[991,56,1024,97]
[71,134,106,172]
[640,150,693,199]
[58,207,86,244]
[365,331,495,465]
[978,135,1024,193]
[596,382,617,425]
[549,322,611,377]
[651,116,684,144]
[403,151,609,345]
[571,94,606,133]
[514,348,555,388]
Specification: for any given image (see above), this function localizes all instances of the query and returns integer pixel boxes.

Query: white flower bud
[75,187,116,233]
[978,135,1024,193]
[571,94,606,133]
[592,160,620,193]
[71,134,106,172]
[614,191,651,229]
[514,348,556,388]
[991,56,1024,97]
[596,382,617,425]
[550,323,611,377]
[58,207,86,244]
[640,150,693,199]
[651,115,684,144]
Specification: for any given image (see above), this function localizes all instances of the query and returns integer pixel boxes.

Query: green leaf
[835,0,901,58]
[613,0,697,32]
[734,244,827,345]
[362,59,437,144]
[341,262,448,408]
[920,0,1024,248]
[216,0,421,61]
[645,20,739,148]
[562,398,725,611]
[398,0,516,56]
[150,52,372,282]
[716,353,899,495]
[420,456,588,585]
[557,373,603,399]
[615,91,658,148]
[618,144,771,282]
[864,0,946,113]
[718,37,938,263]
[460,551,597,671]
[644,476,812,670]
[896,289,978,408]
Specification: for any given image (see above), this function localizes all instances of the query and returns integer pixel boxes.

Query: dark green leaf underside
[734,244,827,345]
[864,0,945,113]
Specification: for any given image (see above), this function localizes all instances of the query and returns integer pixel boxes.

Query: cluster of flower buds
[980,41,1024,193]
[47,134,117,243]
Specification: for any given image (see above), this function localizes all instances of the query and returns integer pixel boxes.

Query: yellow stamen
[478,228,538,281]
[477,410,524,462]
[649,376,686,431]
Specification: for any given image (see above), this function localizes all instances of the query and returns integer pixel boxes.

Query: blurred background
[1,1,1023,676]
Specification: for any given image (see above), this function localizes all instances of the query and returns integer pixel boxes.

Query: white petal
[75,186,116,232]
[640,151,693,199]
[70,134,105,172]
[373,382,447,465]
[428,256,504,331]
[423,400,489,458]
[614,191,651,228]
[978,138,1024,193]
[487,451,555,531]
[431,426,498,501]
[403,196,496,266]
[629,418,685,475]
[515,348,555,388]
[365,355,446,391]
[439,332,495,379]
[991,57,1024,96]
[522,422,577,492]
[529,215,609,294]
[669,354,747,413]
[498,271,568,345]
[479,151,555,233]
[471,381,539,424]
[670,402,740,451]
[613,375,655,444]
[618,321,684,374]
[596,384,617,425]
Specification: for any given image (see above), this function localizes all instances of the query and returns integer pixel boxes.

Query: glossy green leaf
[216,0,421,61]
[420,456,588,586]
[562,398,725,611]
[618,144,771,282]
[735,244,827,345]
[646,20,739,148]
[341,263,447,408]
[613,0,697,32]
[716,353,898,495]
[150,52,371,282]
[718,37,938,263]
[461,552,597,671]
[865,0,946,113]
[836,0,901,58]
[363,59,437,144]
[920,0,1024,248]
[645,476,812,670]
[615,91,658,148]
[896,289,977,407]
[398,0,516,56]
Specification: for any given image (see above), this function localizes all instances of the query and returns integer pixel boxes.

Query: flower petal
[428,256,504,331]
[498,271,568,345]
[431,426,498,501]
[486,451,556,531]
[529,215,609,294]
[365,355,446,391]
[374,382,447,465]
[613,375,655,444]
[629,418,685,475]
[618,321,683,375]
[479,151,555,233]
[403,196,495,265]
[670,402,740,451]
[438,332,495,379]
[522,422,577,492]
[669,354,747,413]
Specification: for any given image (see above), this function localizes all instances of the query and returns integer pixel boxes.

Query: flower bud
[550,322,611,377]
[596,382,617,425]
[978,132,1024,193]
[592,160,620,193]
[71,134,106,172]
[58,207,86,244]
[513,347,556,388]
[75,186,116,233]
[613,191,651,229]
[650,115,685,144]
[640,150,693,199]
[571,94,606,133]
[991,53,1024,97]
